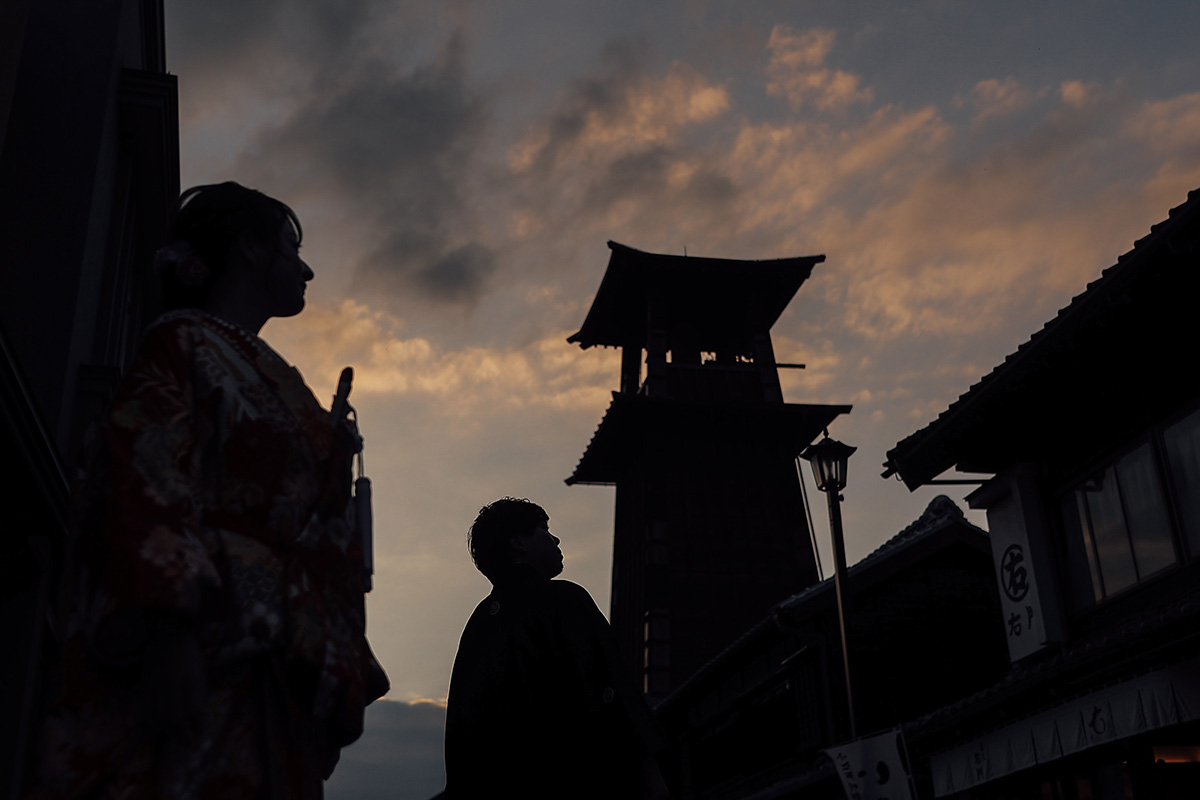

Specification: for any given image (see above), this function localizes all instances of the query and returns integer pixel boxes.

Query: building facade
[653,496,1007,799]
[0,1,178,796]
[885,189,1200,798]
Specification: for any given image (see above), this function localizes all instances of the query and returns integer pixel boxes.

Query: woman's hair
[468,497,550,582]
[158,182,302,310]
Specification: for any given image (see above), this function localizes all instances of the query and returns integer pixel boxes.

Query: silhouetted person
[444,498,668,799]
[27,182,386,800]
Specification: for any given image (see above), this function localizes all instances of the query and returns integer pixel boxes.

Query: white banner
[968,468,1066,663]
[985,483,1050,662]
[823,729,916,800]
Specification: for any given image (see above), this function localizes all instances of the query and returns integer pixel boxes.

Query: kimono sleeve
[85,318,221,633]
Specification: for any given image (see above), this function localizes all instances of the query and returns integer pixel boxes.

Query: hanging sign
[823,728,916,800]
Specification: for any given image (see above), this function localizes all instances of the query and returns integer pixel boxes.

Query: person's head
[468,497,562,582]
[158,182,311,317]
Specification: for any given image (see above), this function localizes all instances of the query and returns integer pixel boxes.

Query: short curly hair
[468,497,549,582]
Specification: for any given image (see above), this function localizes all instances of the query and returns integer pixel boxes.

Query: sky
[165,2,1200,797]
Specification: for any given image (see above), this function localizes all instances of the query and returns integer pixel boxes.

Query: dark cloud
[167,0,403,91]
[362,232,497,306]
[325,700,446,800]
[256,37,481,205]
[166,0,280,76]
[581,147,674,211]
[505,39,742,248]
[517,38,648,178]
[413,243,498,305]
[686,166,739,206]
[580,146,739,219]
[238,31,497,307]
[169,0,493,308]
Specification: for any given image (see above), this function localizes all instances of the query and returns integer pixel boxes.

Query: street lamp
[801,434,858,739]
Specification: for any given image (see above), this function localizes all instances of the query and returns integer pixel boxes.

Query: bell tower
[566,241,851,700]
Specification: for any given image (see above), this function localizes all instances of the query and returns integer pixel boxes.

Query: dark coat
[445,565,661,799]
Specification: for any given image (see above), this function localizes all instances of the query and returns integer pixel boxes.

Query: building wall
[611,416,821,702]
[654,513,1006,800]
[898,194,1200,798]
[0,2,177,796]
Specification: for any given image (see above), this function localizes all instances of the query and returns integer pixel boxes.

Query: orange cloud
[1060,79,1103,109]
[765,25,872,112]
[958,77,1045,123]
[493,32,1200,367]
[1122,91,1200,153]
[508,61,730,171]
[728,103,952,232]
[773,333,843,402]
[265,299,614,415]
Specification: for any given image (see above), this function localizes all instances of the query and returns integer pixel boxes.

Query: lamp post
[801,435,858,740]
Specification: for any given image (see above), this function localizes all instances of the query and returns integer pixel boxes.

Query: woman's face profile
[262,221,313,319]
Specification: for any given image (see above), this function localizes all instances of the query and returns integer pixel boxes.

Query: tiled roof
[568,241,824,351]
[564,391,849,485]
[884,188,1200,489]
[657,495,988,708]
[563,390,621,486]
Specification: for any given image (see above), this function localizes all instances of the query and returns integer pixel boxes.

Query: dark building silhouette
[654,496,1006,799]
[0,1,178,796]
[589,193,1200,800]
[566,241,850,700]
[884,189,1200,797]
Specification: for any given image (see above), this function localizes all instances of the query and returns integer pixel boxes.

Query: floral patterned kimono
[29,310,385,800]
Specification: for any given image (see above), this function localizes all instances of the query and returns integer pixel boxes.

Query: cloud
[1120,92,1200,203]
[1059,79,1103,109]
[773,333,843,401]
[172,5,1200,354]
[492,28,1200,352]
[371,238,499,307]
[508,46,730,175]
[325,699,446,800]
[716,72,1200,344]
[502,47,742,253]
[727,102,952,236]
[957,77,1044,123]
[166,0,283,82]
[237,32,497,309]
[265,299,614,415]
[168,0,422,108]
[169,2,496,311]
[765,26,873,112]
[1122,91,1200,154]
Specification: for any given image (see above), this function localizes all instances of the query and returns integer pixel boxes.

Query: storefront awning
[931,659,1200,796]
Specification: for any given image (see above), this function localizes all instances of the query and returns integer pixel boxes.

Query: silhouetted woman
[29,182,386,800]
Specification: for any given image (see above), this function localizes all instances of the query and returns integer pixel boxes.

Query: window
[1060,406,1200,608]
[1164,407,1200,555]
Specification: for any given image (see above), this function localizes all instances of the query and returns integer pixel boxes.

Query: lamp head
[801,436,857,493]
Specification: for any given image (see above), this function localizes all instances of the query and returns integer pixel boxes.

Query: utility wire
[796,457,824,581]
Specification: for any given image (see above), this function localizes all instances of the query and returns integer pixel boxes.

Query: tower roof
[565,392,851,485]
[567,241,825,352]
